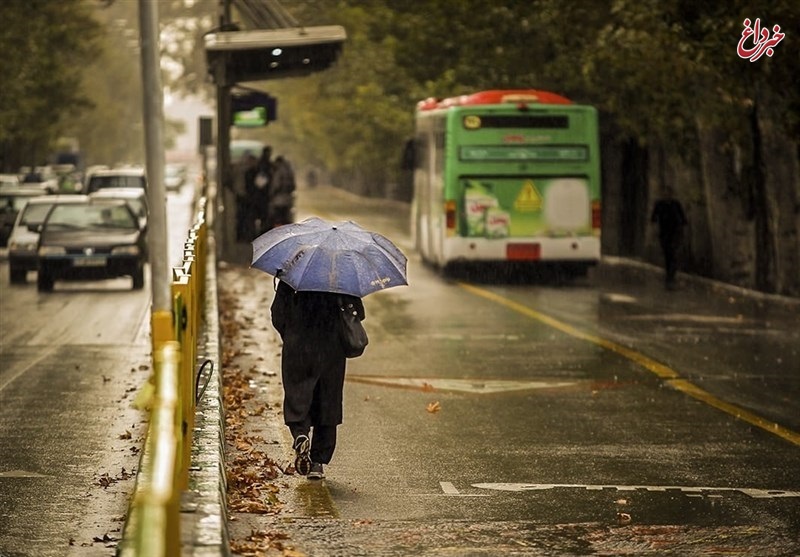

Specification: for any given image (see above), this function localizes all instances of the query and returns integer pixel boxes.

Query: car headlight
[11,241,38,252]
[111,245,140,255]
[38,246,66,256]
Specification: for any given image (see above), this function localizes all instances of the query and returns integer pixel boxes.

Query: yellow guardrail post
[172,274,193,489]
[120,341,182,557]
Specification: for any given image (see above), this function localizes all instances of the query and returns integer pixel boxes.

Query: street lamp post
[138,0,172,349]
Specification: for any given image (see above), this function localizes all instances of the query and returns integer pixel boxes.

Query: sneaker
[293,435,311,476]
[307,462,325,480]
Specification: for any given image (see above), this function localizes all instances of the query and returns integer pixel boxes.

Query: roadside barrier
[119,197,210,556]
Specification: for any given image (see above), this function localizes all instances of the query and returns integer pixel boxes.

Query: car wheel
[132,266,145,290]
[9,266,26,284]
[37,270,54,292]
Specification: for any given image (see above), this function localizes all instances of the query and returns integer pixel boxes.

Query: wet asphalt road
[223,186,800,556]
[0,183,196,557]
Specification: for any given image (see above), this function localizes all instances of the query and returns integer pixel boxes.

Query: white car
[19,166,59,193]
[85,167,147,194]
[89,188,148,229]
[7,195,88,283]
[164,163,187,191]
[0,174,20,191]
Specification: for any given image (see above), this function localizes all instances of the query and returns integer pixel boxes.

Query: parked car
[89,188,148,229]
[0,189,47,247]
[36,198,147,291]
[85,167,147,194]
[19,166,59,193]
[0,173,21,191]
[7,195,89,283]
[164,163,187,192]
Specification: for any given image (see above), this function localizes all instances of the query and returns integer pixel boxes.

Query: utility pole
[138,0,172,349]
[215,0,233,259]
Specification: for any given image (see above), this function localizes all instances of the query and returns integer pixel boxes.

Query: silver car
[7,195,88,283]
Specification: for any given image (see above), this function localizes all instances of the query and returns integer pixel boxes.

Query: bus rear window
[464,115,568,129]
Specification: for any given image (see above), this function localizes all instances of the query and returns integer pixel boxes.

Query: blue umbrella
[251,217,408,297]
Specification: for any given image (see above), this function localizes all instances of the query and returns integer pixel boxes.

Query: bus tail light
[591,200,601,230]
[445,200,456,231]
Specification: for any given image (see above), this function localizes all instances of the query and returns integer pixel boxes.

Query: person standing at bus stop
[651,187,688,289]
[268,156,296,228]
[250,147,273,235]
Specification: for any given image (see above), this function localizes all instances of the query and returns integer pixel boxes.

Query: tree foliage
[222,1,795,202]
[0,0,102,169]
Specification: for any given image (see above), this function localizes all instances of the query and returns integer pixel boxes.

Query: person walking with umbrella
[252,218,407,479]
[270,277,364,478]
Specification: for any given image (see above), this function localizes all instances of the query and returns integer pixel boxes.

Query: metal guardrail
[119,197,209,557]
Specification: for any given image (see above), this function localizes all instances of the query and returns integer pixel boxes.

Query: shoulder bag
[338,298,368,358]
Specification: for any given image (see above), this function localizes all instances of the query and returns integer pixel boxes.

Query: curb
[181,233,231,557]
[601,255,800,307]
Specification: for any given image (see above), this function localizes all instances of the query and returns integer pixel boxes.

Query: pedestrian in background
[651,187,688,289]
[234,152,256,241]
[268,156,296,228]
[253,147,273,232]
[270,278,365,480]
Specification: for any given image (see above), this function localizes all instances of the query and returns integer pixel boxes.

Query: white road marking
[470,483,800,499]
[0,470,50,478]
[420,333,523,341]
[348,376,577,394]
[602,293,638,303]
[0,343,59,392]
[440,482,460,495]
[438,482,491,497]
[622,314,750,324]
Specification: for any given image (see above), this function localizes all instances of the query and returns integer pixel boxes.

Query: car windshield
[20,203,55,225]
[126,199,146,218]
[89,175,145,190]
[1,195,36,212]
[46,204,137,230]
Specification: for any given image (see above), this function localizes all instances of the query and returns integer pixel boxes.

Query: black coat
[270,280,365,426]
[651,198,687,245]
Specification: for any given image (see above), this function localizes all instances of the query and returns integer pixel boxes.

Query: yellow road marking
[458,282,800,447]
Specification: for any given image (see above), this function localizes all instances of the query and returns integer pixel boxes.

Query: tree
[0,0,102,170]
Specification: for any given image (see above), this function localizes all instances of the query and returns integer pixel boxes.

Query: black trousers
[659,235,680,284]
[289,423,337,464]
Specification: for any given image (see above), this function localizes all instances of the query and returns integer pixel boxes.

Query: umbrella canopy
[251,217,408,297]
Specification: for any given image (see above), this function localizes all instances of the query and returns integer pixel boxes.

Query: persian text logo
[738,18,785,62]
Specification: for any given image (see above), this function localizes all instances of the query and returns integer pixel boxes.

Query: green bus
[411,89,601,274]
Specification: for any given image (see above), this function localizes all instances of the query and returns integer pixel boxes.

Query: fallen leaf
[617,512,632,525]
[426,401,441,413]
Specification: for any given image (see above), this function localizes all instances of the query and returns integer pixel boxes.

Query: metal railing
[119,197,209,556]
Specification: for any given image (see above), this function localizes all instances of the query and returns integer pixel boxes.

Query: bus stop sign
[205,26,346,85]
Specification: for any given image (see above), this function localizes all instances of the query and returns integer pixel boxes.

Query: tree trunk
[749,98,780,293]
[696,122,756,286]
[754,91,800,296]
[619,137,649,256]
[600,134,624,256]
